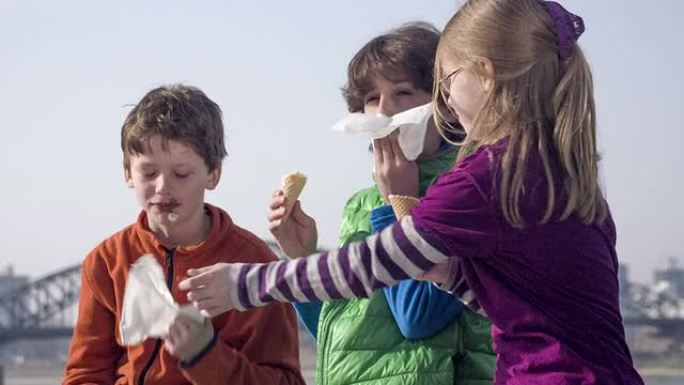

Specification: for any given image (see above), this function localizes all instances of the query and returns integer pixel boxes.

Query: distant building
[654,258,684,299]
[619,263,630,297]
[0,264,29,295]
[618,263,642,319]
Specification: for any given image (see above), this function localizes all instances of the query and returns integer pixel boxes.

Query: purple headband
[541,1,585,61]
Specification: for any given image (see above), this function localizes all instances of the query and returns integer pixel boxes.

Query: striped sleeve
[432,258,484,314]
[227,216,458,311]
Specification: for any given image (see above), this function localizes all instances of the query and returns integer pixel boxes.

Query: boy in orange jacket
[64,84,306,385]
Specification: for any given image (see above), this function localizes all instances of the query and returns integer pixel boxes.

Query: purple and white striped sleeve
[432,257,484,314]
[226,216,457,311]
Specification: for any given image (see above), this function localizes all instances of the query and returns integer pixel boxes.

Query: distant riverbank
[638,365,684,377]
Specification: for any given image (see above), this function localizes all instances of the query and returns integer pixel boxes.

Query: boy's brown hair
[342,22,440,113]
[121,84,227,171]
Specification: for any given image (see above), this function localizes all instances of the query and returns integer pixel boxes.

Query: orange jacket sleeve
[180,302,306,385]
[63,253,123,385]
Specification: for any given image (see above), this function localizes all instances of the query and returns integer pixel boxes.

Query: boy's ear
[124,168,134,188]
[206,165,222,190]
[478,57,495,93]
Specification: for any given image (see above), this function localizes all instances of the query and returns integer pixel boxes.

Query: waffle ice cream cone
[282,172,307,218]
[388,195,420,219]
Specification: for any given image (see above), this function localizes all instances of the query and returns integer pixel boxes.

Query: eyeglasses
[438,67,464,96]
[435,67,464,121]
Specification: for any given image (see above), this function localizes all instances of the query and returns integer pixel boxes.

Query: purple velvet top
[411,143,643,384]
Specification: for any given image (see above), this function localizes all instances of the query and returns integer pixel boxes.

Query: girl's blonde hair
[433,0,605,227]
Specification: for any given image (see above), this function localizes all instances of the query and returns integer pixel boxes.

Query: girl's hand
[180,263,237,317]
[267,189,318,258]
[164,313,214,362]
[373,130,419,202]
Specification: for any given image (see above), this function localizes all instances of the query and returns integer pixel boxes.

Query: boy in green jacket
[268,23,494,385]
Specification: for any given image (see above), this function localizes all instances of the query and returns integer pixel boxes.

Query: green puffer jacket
[315,146,495,385]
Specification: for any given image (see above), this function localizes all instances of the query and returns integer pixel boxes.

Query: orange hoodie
[64,204,306,385]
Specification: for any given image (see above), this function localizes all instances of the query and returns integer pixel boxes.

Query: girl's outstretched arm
[180,160,497,317]
[179,216,453,316]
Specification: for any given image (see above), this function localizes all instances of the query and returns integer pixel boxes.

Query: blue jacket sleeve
[370,205,464,340]
[293,301,322,340]
[369,204,396,234]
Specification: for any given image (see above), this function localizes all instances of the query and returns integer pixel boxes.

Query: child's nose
[155,173,171,194]
[378,96,397,117]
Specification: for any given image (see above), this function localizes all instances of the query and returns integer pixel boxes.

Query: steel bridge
[0,264,80,344]
[2,242,684,346]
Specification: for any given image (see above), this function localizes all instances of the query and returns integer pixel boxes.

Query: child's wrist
[179,331,218,369]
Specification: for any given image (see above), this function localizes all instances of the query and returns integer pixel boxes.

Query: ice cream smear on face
[154,201,180,222]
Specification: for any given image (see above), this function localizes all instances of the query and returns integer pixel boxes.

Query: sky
[0,0,682,284]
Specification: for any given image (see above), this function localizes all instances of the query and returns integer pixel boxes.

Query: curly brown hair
[342,22,440,113]
[121,84,227,171]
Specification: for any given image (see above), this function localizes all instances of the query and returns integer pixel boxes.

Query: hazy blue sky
[0,0,682,283]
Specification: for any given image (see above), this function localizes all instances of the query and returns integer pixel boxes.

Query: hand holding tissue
[332,103,432,161]
[120,254,204,346]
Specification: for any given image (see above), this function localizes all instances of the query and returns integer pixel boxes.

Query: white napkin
[119,254,204,346]
[332,103,432,161]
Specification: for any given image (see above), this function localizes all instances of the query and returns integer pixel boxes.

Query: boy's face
[124,135,220,231]
[363,75,442,158]
[362,76,431,117]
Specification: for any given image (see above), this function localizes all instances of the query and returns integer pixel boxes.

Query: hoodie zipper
[137,248,175,385]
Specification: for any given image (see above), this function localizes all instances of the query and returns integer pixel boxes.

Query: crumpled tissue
[332,103,432,161]
[119,254,203,346]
